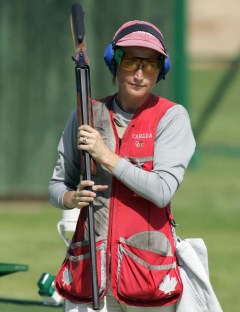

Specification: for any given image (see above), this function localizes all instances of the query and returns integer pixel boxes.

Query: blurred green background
[0,0,181,197]
[0,0,239,311]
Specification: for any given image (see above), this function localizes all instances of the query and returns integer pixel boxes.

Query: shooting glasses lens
[120,56,162,74]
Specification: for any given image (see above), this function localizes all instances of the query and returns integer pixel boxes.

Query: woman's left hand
[77,125,121,172]
[77,125,111,163]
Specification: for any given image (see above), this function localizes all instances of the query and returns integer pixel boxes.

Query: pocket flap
[120,231,173,256]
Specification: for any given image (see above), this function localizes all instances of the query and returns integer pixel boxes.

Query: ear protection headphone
[104,23,171,82]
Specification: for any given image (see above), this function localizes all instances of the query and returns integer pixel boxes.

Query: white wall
[188,0,240,57]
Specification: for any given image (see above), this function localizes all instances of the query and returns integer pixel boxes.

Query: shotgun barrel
[70,3,99,310]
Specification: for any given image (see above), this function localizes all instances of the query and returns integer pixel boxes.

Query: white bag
[176,238,223,312]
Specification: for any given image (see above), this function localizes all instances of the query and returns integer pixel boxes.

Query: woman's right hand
[63,180,108,209]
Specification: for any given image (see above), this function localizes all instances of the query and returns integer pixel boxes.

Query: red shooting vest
[55,94,183,307]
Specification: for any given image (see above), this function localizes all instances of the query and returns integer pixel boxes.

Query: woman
[49,20,196,312]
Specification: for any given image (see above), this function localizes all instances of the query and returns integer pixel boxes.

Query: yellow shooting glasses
[114,48,163,74]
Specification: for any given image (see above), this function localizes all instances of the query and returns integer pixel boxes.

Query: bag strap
[166,205,177,227]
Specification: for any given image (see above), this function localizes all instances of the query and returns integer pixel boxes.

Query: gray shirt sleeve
[112,105,196,208]
[48,109,80,209]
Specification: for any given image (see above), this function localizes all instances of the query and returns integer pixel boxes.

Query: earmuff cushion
[104,43,116,76]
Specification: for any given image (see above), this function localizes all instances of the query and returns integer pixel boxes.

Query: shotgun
[70,3,99,310]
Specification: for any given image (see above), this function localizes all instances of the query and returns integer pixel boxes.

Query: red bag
[116,233,182,304]
[55,238,107,303]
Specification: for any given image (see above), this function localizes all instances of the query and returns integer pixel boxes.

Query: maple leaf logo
[62,268,72,286]
[159,274,177,295]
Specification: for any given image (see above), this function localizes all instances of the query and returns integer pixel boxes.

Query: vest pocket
[55,238,107,302]
[117,231,182,302]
